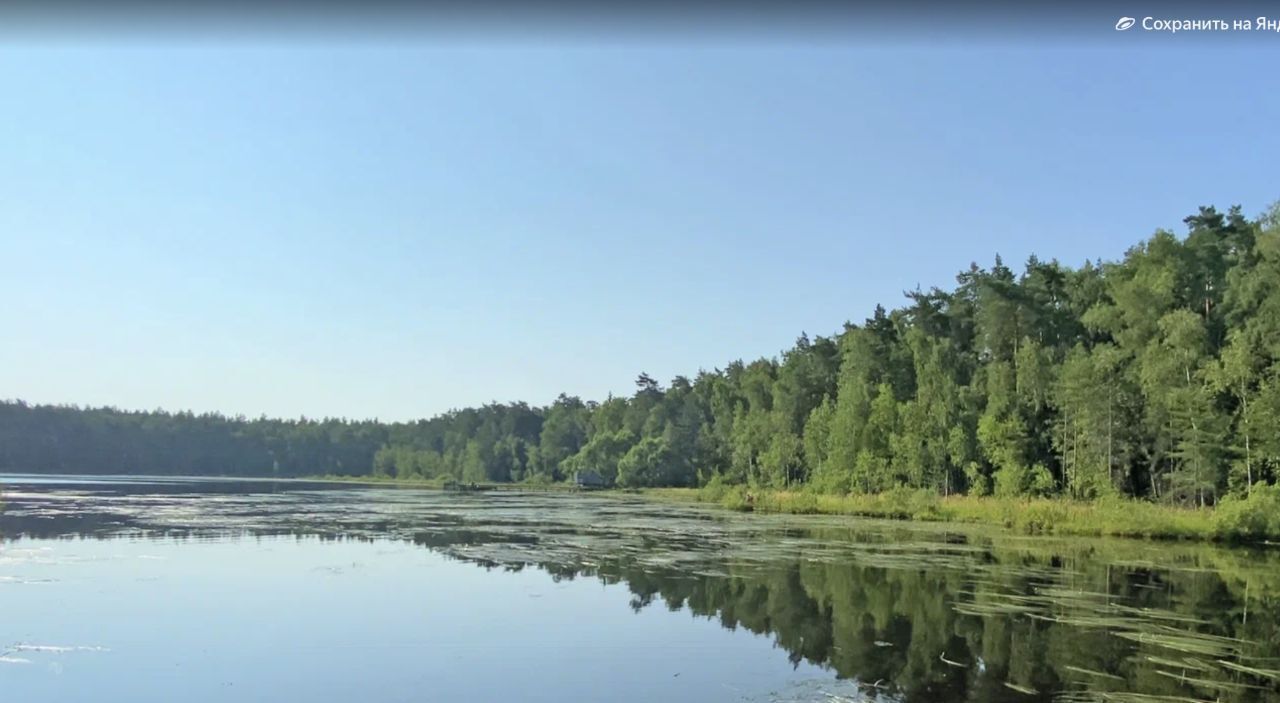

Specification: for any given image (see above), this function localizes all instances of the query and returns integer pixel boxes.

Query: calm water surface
[1,475,1278,702]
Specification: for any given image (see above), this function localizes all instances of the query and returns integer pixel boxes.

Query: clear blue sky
[2,43,1277,421]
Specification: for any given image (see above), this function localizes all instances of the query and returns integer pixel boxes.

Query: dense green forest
[5,202,1280,507]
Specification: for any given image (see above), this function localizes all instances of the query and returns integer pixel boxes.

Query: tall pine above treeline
[5,202,1280,507]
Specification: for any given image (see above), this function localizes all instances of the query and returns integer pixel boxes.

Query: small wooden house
[573,470,606,489]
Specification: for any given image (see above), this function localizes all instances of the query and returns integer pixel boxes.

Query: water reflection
[3,475,1278,703]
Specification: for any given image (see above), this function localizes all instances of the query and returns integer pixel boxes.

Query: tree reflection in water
[2,477,1278,703]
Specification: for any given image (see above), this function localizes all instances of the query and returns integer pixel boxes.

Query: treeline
[0,403,388,476]
[5,202,1280,505]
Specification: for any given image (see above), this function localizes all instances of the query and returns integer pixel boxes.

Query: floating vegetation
[1142,655,1213,672]
[4,479,1279,703]
[1151,668,1265,692]
[12,644,110,653]
[1036,587,1115,602]
[1114,631,1239,658]
[1054,693,1216,703]
[1031,614,1138,629]
[953,601,1041,617]
[1217,660,1280,681]
[1063,665,1126,682]
[1107,604,1210,625]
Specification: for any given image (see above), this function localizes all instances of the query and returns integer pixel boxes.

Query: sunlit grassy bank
[643,483,1280,544]
[306,472,1280,544]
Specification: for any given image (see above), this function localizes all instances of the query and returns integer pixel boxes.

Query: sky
[2,35,1278,421]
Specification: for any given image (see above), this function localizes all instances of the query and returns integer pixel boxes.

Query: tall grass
[1212,484,1280,543]
[312,472,1280,544]
[647,482,1280,543]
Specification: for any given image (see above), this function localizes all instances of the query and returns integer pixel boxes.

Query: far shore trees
[4,201,1279,507]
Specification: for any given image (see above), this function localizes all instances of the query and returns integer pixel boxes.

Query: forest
[5,202,1280,509]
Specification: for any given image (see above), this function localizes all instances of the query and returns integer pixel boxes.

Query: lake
[1,475,1277,702]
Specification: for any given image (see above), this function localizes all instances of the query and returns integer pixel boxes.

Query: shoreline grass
[640,484,1280,544]
[303,474,1280,545]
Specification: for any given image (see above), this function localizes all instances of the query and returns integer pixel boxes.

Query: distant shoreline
[3,471,1275,545]
[304,475,1280,545]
